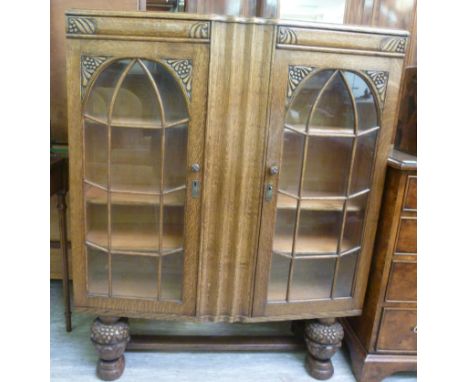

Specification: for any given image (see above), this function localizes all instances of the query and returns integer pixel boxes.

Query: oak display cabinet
[66,10,407,380]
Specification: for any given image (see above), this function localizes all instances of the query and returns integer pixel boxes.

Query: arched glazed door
[254,49,389,318]
[70,40,209,317]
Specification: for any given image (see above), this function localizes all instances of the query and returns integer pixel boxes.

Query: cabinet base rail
[127,334,305,351]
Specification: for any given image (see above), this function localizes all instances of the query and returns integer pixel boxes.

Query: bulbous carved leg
[91,317,130,381]
[304,318,344,380]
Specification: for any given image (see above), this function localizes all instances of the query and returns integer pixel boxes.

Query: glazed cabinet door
[253,45,401,318]
[68,39,208,317]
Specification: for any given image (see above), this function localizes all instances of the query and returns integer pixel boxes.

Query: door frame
[68,38,209,317]
[252,47,404,318]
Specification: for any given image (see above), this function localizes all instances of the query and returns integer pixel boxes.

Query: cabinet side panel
[198,21,274,319]
[67,39,87,308]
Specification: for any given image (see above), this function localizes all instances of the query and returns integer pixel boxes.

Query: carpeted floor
[50,281,416,381]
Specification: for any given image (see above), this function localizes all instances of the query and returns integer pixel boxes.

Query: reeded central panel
[83,58,189,301]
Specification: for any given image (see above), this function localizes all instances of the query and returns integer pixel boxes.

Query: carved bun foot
[97,355,125,381]
[305,354,333,380]
[304,318,344,380]
[91,317,130,381]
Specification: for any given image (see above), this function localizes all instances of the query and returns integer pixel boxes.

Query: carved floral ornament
[278,27,298,44]
[364,70,389,105]
[67,16,97,34]
[287,65,315,98]
[80,56,193,100]
[381,37,407,53]
[189,22,210,39]
[164,59,193,99]
[286,65,390,106]
[81,56,108,91]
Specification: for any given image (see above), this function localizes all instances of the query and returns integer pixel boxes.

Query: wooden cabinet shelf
[84,115,189,130]
[86,186,185,206]
[285,123,355,137]
[276,193,357,211]
[111,117,189,129]
[87,226,183,254]
[273,234,351,255]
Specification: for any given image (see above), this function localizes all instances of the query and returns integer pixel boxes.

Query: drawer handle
[412,326,417,334]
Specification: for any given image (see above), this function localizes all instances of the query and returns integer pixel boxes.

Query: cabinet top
[388,149,417,171]
[66,9,409,37]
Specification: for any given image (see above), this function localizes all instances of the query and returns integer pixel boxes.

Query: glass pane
[142,60,189,123]
[350,130,378,194]
[296,209,343,254]
[85,60,130,120]
[164,125,188,190]
[111,254,158,298]
[333,252,358,298]
[268,253,291,301]
[110,127,161,193]
[342,193,368,252]
[161,251,184,300]
[343,71,378,131]
[84,120,107,186]
[310,72,354,130]
[279,129,304,195]
[290,258,335,300]
[111,200,159,253]
[112,61,162,126]
[303,136,353,197]
[162,190,185,251]
[273,198,297,254]
[286,70,334,128]
[85,185,108,248]
[87,246,108,295]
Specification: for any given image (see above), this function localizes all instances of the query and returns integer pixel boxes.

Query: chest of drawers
[343,149,417,381]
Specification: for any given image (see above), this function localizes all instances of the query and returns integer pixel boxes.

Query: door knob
[269,165,279,175]
[191,163,201,172]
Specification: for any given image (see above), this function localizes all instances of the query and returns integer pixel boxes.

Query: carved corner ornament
[67,16,97,34]
[381,37,407,53]
[81,56,109,97]
[365,70,390,105]
[164,59,193,100]
[288,65,315,99]
[189,22,210,39]
[278,27,298,45]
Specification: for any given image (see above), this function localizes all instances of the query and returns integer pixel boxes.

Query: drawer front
[377,308,417,352]
[403,176,417,211]
[395,218,417,253]
[385,261,416,302]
